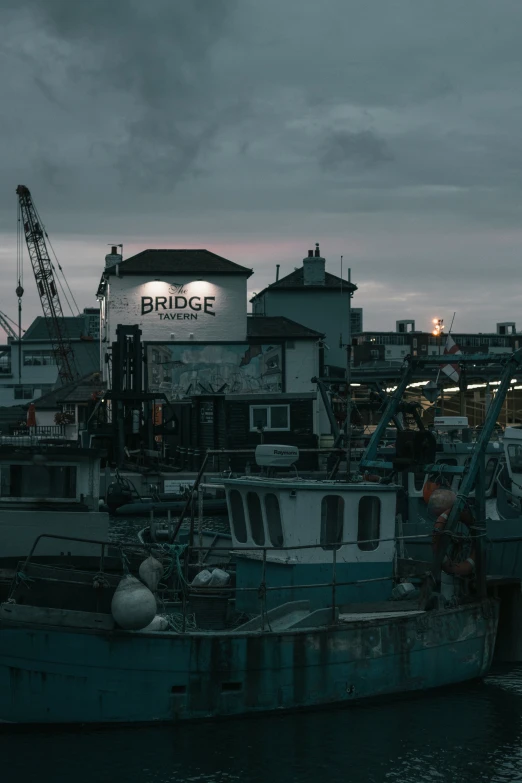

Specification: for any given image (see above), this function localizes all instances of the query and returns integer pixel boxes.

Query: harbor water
[2,666,522,783]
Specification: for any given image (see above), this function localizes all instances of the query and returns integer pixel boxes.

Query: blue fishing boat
[0,441,498,725]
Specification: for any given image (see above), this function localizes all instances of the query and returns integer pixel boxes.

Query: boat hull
[0,600,498,724]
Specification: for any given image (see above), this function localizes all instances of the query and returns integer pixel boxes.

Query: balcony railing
[9,425,66,438]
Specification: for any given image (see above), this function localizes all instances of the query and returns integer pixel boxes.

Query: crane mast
[16,185,77,385]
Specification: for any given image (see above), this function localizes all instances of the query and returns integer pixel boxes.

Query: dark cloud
[1,0,522,331]
[319,130,393,171]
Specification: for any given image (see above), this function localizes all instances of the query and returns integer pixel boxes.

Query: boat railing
[9,528,481,630]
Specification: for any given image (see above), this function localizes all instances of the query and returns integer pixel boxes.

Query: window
[508,445,522,475]
[320,495,344,550]
[265,493,283,546]
[249,405,290,432]
[247,492,265,545]
[1,465,77,499]
[63,403,76,423]
[357,496,381,551]
[14,386,34,400]
[0,352,11,374]
[229,490,247,543]
[23,350,57,366]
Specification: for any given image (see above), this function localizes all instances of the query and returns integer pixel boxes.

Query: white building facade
[250,244,359,373]
[96,248,329,444]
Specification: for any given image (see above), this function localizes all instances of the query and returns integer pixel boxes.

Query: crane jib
[16,184,79,385]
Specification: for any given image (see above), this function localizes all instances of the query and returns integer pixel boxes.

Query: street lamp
[432,318,444,355]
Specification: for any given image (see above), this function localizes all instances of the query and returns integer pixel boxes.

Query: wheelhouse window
[229,490,247,543]
[247,492,265,545]
[508,445,522,475]
[1,465,77,499]
[265,493,283,546]
[320,495,344,550]
[250,405,290,432]
[358,496,381,551]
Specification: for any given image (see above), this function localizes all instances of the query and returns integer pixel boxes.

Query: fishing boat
[0,441,112,600]
[357,350,522,583]
[0,442,109,564]
[0,440,498,725]
[494,426,522,520]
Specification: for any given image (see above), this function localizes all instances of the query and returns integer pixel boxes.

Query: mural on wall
[147,343,283,399]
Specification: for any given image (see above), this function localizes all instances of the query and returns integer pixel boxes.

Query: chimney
[303,242,325,285]
[276,264,280,281]
[105,244,122,269]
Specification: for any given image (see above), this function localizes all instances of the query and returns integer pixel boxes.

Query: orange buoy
[423,480,440,505]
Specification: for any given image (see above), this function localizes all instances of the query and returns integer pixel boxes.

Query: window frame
[249,404,290,432]
[14,385,34,400]
[229,489,247,543]
[0,463,78,500]
[264,492,284,547]
[246,491,265,546]
[357,496,381,551]
[320,494,345,550]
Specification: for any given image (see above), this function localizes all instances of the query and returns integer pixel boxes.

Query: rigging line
[16,199,23,287]
[28,201,76,318]
[33,203,81,316]
[45,231,81,316]
[0,310,25,331]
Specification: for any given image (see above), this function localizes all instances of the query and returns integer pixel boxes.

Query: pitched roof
[33,372,105,410]
[23,316,88,340]
[103,249,253,278]
[251,267,357,301]
[247,316,324,339]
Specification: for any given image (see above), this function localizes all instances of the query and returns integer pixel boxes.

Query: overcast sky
[1,0,522,335]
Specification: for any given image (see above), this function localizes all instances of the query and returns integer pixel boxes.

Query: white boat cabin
[222,446,399,610]
[224,476,397,566]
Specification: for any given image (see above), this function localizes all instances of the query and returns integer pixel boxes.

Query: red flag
[442,334,461,382]
[27,403,36,428]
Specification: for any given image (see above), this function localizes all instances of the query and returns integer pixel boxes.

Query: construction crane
[16,185,78,385]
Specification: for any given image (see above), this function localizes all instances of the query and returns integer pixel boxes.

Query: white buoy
[111,574,157,630]
[139,555,164,592]
[139,615,169,632]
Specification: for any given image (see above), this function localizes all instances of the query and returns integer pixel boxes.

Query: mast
[16,185,77,385]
